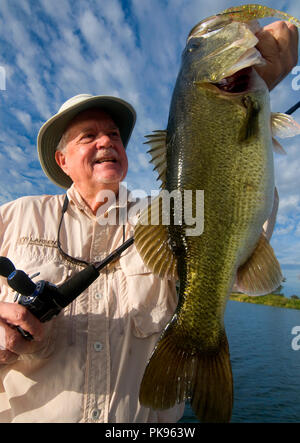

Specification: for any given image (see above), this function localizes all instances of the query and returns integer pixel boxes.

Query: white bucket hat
[37,94,136,189]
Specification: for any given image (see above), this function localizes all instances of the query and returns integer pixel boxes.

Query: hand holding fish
[255,21,299,90]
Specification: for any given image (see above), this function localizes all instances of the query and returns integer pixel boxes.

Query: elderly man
[0,22,298,423]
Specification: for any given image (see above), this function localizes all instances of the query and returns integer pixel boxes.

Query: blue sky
[0,0,300,284]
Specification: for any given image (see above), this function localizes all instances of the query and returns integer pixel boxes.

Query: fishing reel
[0,256,100,340]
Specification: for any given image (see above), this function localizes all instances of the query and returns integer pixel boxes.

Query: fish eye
[187,40,200,52]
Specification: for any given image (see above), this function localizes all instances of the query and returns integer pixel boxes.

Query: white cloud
[137,153,150,169]
[295,223,300,237]
[275,223,295,235]
[37,0,73,24]
[13,109,32,132]
[277,194,300,215]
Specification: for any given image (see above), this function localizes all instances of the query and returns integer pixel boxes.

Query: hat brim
[37,95,136,189]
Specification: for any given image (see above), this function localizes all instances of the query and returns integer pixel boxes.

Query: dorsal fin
[134,194,177,279]
[144,130,167,189]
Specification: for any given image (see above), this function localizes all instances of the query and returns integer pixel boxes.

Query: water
[181,300,300,423]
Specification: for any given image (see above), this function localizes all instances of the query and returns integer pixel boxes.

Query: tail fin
[139,326,233,423]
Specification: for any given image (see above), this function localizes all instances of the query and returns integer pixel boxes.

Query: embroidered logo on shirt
[17,236,83,268]
[18,236,58,248]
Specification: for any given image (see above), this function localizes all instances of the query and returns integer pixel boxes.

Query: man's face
[55,108,128,195]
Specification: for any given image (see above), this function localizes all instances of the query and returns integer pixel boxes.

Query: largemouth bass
[135,4,300,422]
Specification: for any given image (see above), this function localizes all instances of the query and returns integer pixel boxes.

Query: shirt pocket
[8,241,70,292]
[117,245,178,338]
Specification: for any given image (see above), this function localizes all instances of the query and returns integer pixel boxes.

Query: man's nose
[95,134,113,149]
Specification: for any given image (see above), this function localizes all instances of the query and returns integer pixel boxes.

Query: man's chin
[91,174,126,193]
[93,164,126,181]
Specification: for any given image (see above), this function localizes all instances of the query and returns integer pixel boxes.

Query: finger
[0,301,44,341]
[256,25,280,58]
[260,21,298,57]
[0,316,44,356]
[256,21,298,66]
[255,21,299,90]
[0,322,18,364]
[285,22,299,66]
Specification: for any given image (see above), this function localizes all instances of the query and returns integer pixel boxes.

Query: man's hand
[0,302,45,364]
[255,21,299,91]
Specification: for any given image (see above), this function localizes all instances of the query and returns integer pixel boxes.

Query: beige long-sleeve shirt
[0,184,184,423]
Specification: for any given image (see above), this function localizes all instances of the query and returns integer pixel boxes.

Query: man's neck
[73,183,119,215]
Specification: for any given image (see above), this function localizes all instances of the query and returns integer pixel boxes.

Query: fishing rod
[285,100,300,115]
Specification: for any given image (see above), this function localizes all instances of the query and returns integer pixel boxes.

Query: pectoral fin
[271,113,300,138]
[272,138,286,155]
[239,96,260,141]
[271,113,300,154]
[236,233,283,296]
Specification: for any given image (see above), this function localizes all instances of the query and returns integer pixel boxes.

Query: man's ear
[55,150,70,176]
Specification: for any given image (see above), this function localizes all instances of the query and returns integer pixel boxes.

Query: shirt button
[91,409,100,420]
[94,342,103,352]
[95,293,102,300]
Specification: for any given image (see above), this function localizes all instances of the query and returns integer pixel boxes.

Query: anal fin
[236,233,283,296]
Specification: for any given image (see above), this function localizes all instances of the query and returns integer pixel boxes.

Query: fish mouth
[213,67,253,94]
[188,15,266,86]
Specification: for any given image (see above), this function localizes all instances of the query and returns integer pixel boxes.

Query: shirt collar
[66,183,130,219]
